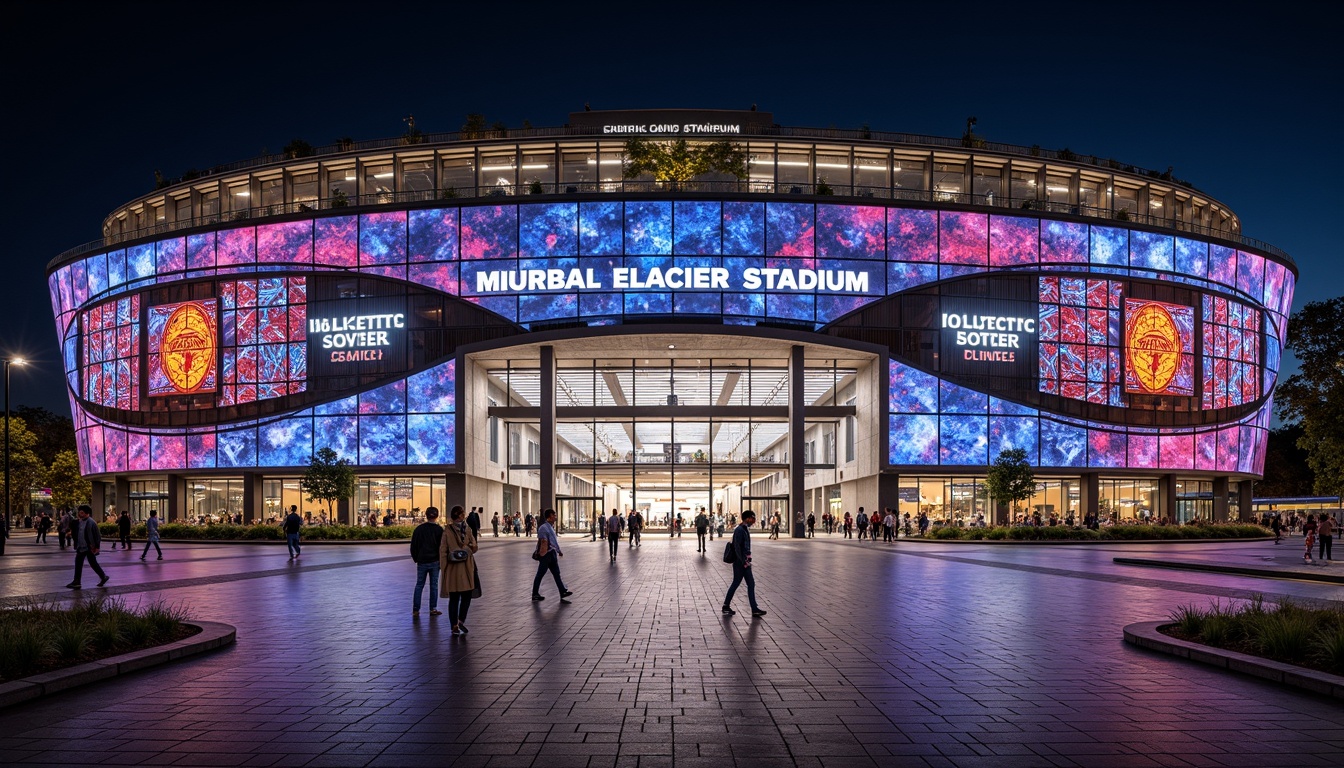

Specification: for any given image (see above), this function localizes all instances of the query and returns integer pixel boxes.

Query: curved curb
[1123,620,1344,701]
[1114,557,1344,584]
[894,536,1272,545]
[0,620,236,708]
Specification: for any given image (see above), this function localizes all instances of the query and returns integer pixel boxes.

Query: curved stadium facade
[47,109,1295,532]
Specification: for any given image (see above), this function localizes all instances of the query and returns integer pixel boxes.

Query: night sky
[4,4,1338,418]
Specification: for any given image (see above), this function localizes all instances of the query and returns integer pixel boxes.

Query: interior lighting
[519,164,550,170]
[234,191,250,197]
[372,172,394,179]
[480,165,518,172]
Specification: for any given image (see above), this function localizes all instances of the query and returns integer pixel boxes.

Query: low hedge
[1165,596,1344,676]
[923,523,1269,541]
[97,522,415,540]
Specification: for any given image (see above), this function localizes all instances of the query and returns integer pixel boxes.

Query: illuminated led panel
[147,299,218,396]
[1124,298,1194,397]
[81,296,141,409]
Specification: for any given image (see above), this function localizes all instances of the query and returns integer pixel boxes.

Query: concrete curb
[894,536,1272,545]
[1114,557,1344,584]
[1123,620,1344,701]
[0,620,236,708]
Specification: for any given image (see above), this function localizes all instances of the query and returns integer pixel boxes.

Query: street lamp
[1,357,26,557]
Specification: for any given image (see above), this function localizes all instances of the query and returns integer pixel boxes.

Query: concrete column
[91,482,108,518]
[878,472,899,516]
[166,475,186,523]
[241,473,263,525]
[337,495,352,526]
[1212,476,1229,522]
[445,472,467,517]
[1236,480,1253,523]
[540,346,556,513]
[1159,474,1177,524]
[789,345,805,538]
[1080,473,1100,527]
[114,476,130,512]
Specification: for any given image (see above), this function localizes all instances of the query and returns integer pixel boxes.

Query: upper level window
[441,154,475,196]
[401,160,434,193]
[291,172,318,206]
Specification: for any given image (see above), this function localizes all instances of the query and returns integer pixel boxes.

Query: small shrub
[51,620,93,660]
[1250,611,1316,660]
[143,602,190,641]
[1201,615,1231,646]
[1313,625,1344,674]
[121,616,155,646]
[90,615,124,652]
[0,624,51,678]
[985,528,1007,540]
[1171,604,1206,636]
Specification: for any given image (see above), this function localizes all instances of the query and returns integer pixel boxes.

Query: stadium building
[47,109,1295,533]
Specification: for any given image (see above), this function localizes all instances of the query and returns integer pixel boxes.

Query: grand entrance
[463,330,881,538]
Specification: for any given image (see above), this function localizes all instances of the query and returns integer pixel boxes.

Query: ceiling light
[372,172,394,179]
[668,344,676,349]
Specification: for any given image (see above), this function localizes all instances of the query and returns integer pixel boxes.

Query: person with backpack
[628,510,642,548]
[694,508,710,553]
[606,509,623,561]
[35,511,52,543]
[283,505,303,559]
[115,510,132,551]
[856,509,869,540]
[722,510,766,617]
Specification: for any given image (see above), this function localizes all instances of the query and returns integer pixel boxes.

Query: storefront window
[356,476,445,527]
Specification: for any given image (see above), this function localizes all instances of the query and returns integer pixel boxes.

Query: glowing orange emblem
[1126,302,1180,393]
[159,302,216,393]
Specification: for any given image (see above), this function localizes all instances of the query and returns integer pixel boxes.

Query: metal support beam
[242,472,262,525]
[1236,480,1253,523]
[540,346,556,512]
[1080,472,1100,526]
[1159,474,1176,524]
[166,475,185,523]
[789,345,805,538]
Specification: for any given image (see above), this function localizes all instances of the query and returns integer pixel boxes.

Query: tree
[460,113,488,139]
[47,450,90,511]
[1,416,47,517]
[1255,424,1315,497]
[622,138,748,184]
[300,448,357,520]
[1275,297,1344,497]
[983,448,1037,524]
[14,405,76,467]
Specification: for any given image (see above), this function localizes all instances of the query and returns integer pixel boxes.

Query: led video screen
[1123,298,1194,397]
[147,299,218,397]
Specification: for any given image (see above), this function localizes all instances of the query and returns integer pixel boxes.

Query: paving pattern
[1,533,1342,767]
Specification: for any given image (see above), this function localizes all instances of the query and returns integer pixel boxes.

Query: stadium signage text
[309,313,406,361]
[941,312,1037,361]
[474,267,868,294]
[602,124,741,135]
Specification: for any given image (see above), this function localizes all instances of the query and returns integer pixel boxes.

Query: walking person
[35,511,51,543]
[1318,513,1334,562]
[57,510,73,550]
[283,505,303,559]
[857,509,868,540]
[115,510,132,551]
[491,511,500,537]
[628,509,642,548]
[695,508,710,553]
[769,514,780,540]
[843,511,853,539]
[883,509,896,542]
[67,505,109,589]
[807,512,815,538]
[722,509,766,616]
[141,510,163,560]
[466,506,482,542]
[531,509,572,602]
[606,509,623,561]
[440,505,480,633]
[1271,515,1282,544]
[410,507,443,617]
[524,513,535,537]
[596,511,606,543]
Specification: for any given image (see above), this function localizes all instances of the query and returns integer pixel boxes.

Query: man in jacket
[58,510,74,550]
[466,506,482,541]
[532,508,572,602]
[283,505,303,559]
[410,507,443,617]
[628,510,642,548]
[694,509,710,553]
[67,505,109,589]
[723,509,765,616]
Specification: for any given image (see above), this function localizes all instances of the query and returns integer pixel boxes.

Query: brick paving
[1,534,1342,767]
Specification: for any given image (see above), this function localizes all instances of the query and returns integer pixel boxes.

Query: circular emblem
[1127,303,1180,393]
[160,303,216,393]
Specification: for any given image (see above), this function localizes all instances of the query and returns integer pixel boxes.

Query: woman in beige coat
[439,505,479,636]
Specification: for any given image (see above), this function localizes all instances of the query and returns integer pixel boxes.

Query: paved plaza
[1,533,1342,767]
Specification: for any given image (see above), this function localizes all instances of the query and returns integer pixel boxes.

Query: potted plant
[329,189,349,208]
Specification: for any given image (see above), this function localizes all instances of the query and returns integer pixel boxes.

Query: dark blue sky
[3,3,1337,417]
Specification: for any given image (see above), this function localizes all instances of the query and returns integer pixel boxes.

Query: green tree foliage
[1,416,46,516]
[1276,297,1344,496]
[460,113,488,139]
[14,405,76,466]
[622,138,748,183]
[983,448,1037,518]
[47,450,90,511]
[1255,425,1316,497]
[300,448,357,519]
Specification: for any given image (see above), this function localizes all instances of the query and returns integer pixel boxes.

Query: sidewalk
[1116,542,1344,584]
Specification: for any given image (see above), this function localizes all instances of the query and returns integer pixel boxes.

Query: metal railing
[62,181,1290,268]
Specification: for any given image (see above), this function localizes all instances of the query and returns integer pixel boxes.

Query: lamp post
[1,357,26,557]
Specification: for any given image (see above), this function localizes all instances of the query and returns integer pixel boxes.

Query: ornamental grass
[0,597,194,682]
[1164,596,1344,676]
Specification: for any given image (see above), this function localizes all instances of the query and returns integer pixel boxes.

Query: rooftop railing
[55,180,1291,269]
